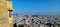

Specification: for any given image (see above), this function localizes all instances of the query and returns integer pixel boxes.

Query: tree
[14,23,17,27]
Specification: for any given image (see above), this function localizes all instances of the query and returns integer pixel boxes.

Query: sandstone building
[0,0,13,27]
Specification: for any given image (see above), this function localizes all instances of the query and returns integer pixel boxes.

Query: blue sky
[12,0,60,15]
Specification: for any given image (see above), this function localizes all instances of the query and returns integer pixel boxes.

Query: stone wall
[0,0,9,27]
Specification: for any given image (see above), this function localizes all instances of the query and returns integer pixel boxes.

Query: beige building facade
[0,0,13,27]
[7,1,13,27]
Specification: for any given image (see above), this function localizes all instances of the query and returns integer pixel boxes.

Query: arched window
[8,10,13,17]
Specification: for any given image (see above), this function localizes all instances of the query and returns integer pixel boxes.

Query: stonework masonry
[0,0,13,27]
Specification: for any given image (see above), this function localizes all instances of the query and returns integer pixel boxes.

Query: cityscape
[13,14,60,27]
[0,0,60,27]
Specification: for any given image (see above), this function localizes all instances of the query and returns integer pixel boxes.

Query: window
[8,9,13,17]
[9,12,12,17]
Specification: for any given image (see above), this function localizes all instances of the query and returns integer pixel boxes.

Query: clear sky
[13,0,60,15]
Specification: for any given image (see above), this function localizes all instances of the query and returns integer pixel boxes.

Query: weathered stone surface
[0,0,9,27]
